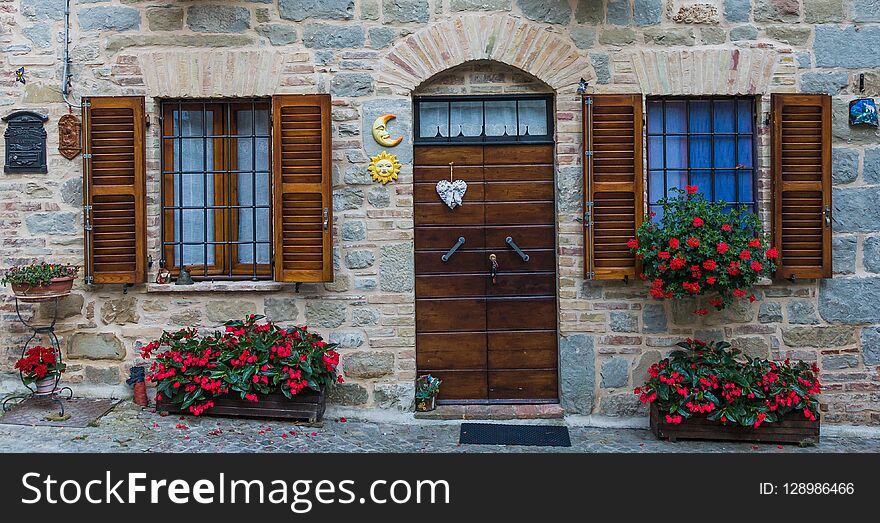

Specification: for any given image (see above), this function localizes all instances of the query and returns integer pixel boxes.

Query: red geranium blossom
[686,185,698,195]
[702,260,717,271]
[627,238,639,249]
[668,238,680,249]
[721,223,733,232]
[692,217,704,227]
[687,237,700,248]
[716,242,729,254]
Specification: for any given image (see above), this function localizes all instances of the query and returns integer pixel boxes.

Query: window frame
[645,95,759,215]
[159,99,273,281]
[413,94,555,145]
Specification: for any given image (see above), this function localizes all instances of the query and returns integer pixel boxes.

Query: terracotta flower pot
[11,276,74,300]
[34,376,56,396]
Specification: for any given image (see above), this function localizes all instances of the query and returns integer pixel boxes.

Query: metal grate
[160,99,272,280]
[646,97,757,218]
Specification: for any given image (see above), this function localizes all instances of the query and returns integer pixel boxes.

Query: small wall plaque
[3,110,48,173]
[58,114,82,160]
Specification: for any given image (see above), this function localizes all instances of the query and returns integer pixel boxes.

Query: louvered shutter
[771,94,832,279]
[82,96,146,284]
[272,94,333,282]
[583,94,644,280]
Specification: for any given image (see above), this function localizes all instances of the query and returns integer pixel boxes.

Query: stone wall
[0,0,878,425]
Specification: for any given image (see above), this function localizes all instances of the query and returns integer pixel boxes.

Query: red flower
[627,238,639,249]
[748,238,762,248]
[750,261,763,272]
[716,242,729,254]
[687,237,700,248]
[668,238,680,249]
[733,288,746,298]
[706,276,716,285]
[670,257,686,270]
[721,223,732,232]
[702,260,717,271]
[766,247,779,259]
[749,294,756,303]
[739,250,751,260]
[694,309,708,316]
[686,185,698,195]
[692,217,704,227]
[708,297,723,308]
[658,251,671,259]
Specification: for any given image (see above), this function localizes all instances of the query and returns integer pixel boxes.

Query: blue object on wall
[850,98,879,127]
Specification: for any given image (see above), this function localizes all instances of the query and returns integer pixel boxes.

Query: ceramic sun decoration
[368,151,401,184]
[371,114,403,147]
[436,161,467,209]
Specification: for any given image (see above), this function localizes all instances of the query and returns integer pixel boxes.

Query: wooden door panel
[483,180,554,201]
[485,225,555,249]
[488,370,558,400]
[416,298,486,332]
[487,297,556,331]
[488,331,558,369]
[414,145,483,166]
[483,165,554,182]
[416,274,486,298]
[485,202,554,225]
[484,144,553,164]
[487,272,555,297]
[416,333,487,370]
[428,370,488,401]
[414,165,483,184]
[415,249,555,274]
[414,180,484,202]
[415,202,483,226]
[414,226,485,251]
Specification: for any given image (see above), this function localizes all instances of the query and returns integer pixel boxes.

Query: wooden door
[414,144,558,403]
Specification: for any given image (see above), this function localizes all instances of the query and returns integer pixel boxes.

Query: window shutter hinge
[83,153,93,159]
[584,150,593,157]
[823,205,832,227]
[583,201,593,228]
[586,271,595,279]
[84,275,94,285]
[322,208,329,230]
[82,100,91,108]
[84,205,92,231]
[584,97,593,106]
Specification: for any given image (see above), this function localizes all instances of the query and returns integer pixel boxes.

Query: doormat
[459,422,571,447]
[0,397,119,428]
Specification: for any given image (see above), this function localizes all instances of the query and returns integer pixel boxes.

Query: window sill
[145,281,284,293]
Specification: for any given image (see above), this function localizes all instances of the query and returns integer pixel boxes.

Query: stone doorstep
[413,404,564,421]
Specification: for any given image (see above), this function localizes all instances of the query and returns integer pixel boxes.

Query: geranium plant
[140,314,342,416]
[15,346,65,385]
[635,339,820,427]
[1,263,79,287]
[629,186,777,314]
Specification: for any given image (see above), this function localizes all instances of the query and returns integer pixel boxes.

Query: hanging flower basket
[2,263,79,301]
[637,339,821,445]
[629,186,777,316]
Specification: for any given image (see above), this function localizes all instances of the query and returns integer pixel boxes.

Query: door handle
[489,253,498,285]
[441,236,465,262]
[505,236,530,262]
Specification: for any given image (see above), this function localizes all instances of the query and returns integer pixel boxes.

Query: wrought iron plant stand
[2,296,73,416]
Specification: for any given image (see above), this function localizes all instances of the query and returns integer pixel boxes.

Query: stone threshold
[413,404,564,421]
[145,282,285,293]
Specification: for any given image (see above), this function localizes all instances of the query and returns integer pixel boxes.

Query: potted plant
[635,339,821,444]
[15,346,66,395]
[141,315,342,421]
[415,375,441,412]
[1,263,79,301]
[629,186,777,316]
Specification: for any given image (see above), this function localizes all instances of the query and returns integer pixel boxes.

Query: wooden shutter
[771,93,832,279]
[82,96,146,284]
[272,94,333,282]
[583,94,644,280]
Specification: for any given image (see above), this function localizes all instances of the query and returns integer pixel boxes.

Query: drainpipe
[61,0,73,105]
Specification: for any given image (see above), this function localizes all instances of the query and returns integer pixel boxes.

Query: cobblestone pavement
[0,402,877,453]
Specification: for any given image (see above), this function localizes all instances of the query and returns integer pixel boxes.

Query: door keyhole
[489,253,498,285]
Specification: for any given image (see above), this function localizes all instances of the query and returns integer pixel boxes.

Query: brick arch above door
[376,14,593,95]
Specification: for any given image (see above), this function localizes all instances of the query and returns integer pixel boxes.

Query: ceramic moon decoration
[368,151,401,184]
[371,114,403,147]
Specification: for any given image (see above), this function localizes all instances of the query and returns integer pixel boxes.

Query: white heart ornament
[436,179,468,209]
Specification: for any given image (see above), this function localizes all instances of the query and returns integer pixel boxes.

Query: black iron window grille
[160,99,272,281]
[646,97,757,221]
[413,94,554,144]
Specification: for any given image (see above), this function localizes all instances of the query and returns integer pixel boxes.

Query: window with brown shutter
[272,94,333,283]
[771,93,832,279]
[583,94,644,280]
[82,96,147,285]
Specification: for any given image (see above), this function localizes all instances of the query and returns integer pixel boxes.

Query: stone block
[832,236,856,275]
[78,7,140,31]
[100,296,139,325]
[730,25,758,41]
[559,334,595,414]
[601,357,629,389]
[374,383,415,410]
[36,294,84,321]
[642,303,667,333]
[256,24,298,46]
[68,333,125,360]
[305,300,347,328]
[279,0,355,21]
[801,71,849,95]
[634,0,663,25]
[853,0,880,22]
[303,24,365,49]
[576,1,604,23]
[25,212,78,235]
[598,27,636,46]
[85,366,121,385]
[701,28,727,45]
[787,300,819,325]
[22,0,66,21]
[368,27,397,49]
[832,147,859,185]
[205,300,258,324]
[345,249,375,269]
[644,28,696,46]
[328,330,366,348]
[804,0,844,22]
[342,220,367,241]
[821,354,859,370]
[632,350,661,386]
[23,23,52,48]
[383,0,430,23]
[864,237,880,273]
[327,383,368,405]
[765,25,812,46]
[864,147,880,184]
[610,311,638,333]
[147,7,184,31]
[60,178,83,207]
[599,393,647,417]
[606,0,632,25]
[108,34,255,52]
[816,26,880,68]
[860,327,880,365]
[352,307,381,326]
[368,187,391,208]
[569,26,596,49]
[724,0,752,21]
[590,53,611,84]
[781,326,856,347]
[518,0,571,24]
[731,336,770,359]
[330,72,375,97]
[264,297,298,322]
[187,5,250,33]
[819,277,880,323]
[380,243,414,292]
[333,187,365,211]
[343,351,394,378]
[832,187,880,233]
[758,302,783,323]
[754,0,801,22]
[451,0,512,11]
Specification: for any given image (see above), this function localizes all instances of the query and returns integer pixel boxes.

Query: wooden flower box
[157,389,326,423]
[650,404,819,445]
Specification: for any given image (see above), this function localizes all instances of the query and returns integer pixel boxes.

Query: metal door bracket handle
[441,236,465,262]
[505,236,530,262]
